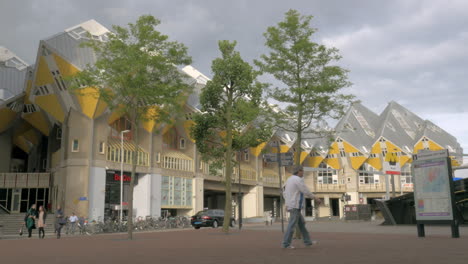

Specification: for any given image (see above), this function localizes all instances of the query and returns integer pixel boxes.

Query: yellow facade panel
[428,140,443,151]
[367,158,382,170]
[35,94,65,122]
[350,156,367,170]
[93,99,108,119]
[75,87,100,119]
[343,141,359,153]
[324,158,340,169]
[53,53,79,77]
[35,56,54,86]
[308,156,324,168]
[22,112,50,136]
[329,142,340,154]
[251,142,266,157]
[414,141,424,153]
[371,143,381,154]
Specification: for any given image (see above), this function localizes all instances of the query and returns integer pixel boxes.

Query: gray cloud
[1,0,467,150]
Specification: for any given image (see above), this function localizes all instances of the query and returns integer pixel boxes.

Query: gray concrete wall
[0,130,12,172]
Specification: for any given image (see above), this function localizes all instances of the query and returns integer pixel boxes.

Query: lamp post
[120,130,130,223]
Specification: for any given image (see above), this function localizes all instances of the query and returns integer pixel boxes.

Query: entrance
[11,188,21,213]
[330,198,340,216]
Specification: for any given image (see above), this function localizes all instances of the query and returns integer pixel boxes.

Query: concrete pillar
[243,185,264,218]
[88,167,106,220]
[192,177,204,215]
[134,173,151,218]
[150,174,162,217]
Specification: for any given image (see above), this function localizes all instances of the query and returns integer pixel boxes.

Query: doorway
[330,198,340,216]
[11,188,21,213]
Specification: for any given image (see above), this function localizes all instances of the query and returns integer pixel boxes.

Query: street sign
[383,151,401,175]
[263,152,294,166]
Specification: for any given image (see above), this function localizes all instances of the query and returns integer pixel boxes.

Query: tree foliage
[255,9,355,165]
[191,40,271,232]
[70,15,192,239]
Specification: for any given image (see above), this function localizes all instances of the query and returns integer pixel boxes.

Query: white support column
[88,167,106,221]
[150,174,162,217]
[243,185,264,218]
[192,177,204,215]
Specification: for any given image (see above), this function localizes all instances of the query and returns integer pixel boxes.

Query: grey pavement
[244,219,468,236]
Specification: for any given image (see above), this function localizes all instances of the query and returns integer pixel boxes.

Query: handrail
[0,204,10,214]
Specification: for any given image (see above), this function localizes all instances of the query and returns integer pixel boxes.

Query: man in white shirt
[282,165,321,249]
[68,212,79,235]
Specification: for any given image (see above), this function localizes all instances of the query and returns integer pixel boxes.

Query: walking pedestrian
[55,205,66,239]
[68,212,78,235]
[25,204,38,238]
[37,205,47,239]
[281,165,321,249]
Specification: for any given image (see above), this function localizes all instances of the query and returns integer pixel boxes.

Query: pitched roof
[0,46,28,102]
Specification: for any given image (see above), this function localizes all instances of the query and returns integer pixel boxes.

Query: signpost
[383,150,401,198]
[263,149,294,233]
[412,149,459,238]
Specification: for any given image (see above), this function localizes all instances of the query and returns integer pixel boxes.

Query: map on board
[413,158,453,221]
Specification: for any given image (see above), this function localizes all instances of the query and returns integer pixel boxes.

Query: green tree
[71,15,192,240]
[191,40,271,232]
[255,9,354,165]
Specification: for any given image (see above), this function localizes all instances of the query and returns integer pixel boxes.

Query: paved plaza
[1,221,467,264]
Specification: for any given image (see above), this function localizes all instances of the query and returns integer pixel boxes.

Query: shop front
[104,170,138,220]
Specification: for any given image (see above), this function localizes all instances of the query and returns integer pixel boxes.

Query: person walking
[25,204,38,238]
[54,205,66,239]
[68,212,78,235]
[282,165,321,249]
[37,205,47,239]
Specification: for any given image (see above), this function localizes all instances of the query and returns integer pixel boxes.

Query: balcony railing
[0,173,50,188]
[315,183,346,192]
[162,155,193,172]
[358,183,386,192]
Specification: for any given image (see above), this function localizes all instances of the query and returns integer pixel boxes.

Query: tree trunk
[127,112,139,240]
[223,90,234,233]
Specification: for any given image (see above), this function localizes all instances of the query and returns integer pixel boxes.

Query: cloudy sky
[1,0,467,161]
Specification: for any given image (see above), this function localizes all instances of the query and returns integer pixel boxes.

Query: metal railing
[161,156,193,172]
[0,204,10,214]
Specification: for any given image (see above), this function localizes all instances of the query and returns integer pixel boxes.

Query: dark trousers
[56,224,64,238]
[38,227,45,238]
[28,228,33,238]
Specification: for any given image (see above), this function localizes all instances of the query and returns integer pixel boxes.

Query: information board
[413,150,454,221]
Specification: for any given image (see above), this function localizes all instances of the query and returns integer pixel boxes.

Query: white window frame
[99,141,105,154]
[71,139,79,152]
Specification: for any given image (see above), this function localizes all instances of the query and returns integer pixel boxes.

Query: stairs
[0,213,56,237]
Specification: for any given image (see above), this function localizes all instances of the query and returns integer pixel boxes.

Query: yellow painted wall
[366,142,382,170]
[414,141,424,153]
[75,87,100,119]
[428,140,443,151]
[34,56,54,86]
[53,53,79,76]
[22,111,50,135]
[251,142,266,157]
[35,94,65,122]
[308,155,324,168]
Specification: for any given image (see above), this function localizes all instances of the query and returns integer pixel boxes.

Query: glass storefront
[161,176,192,208]
[104,170,138,220]
[0,188,49,213]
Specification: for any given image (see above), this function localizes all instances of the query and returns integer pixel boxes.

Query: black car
[191,209,236,229]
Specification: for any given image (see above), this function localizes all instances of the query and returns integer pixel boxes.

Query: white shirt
[69,215,78,223]
[283,175,315,211]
